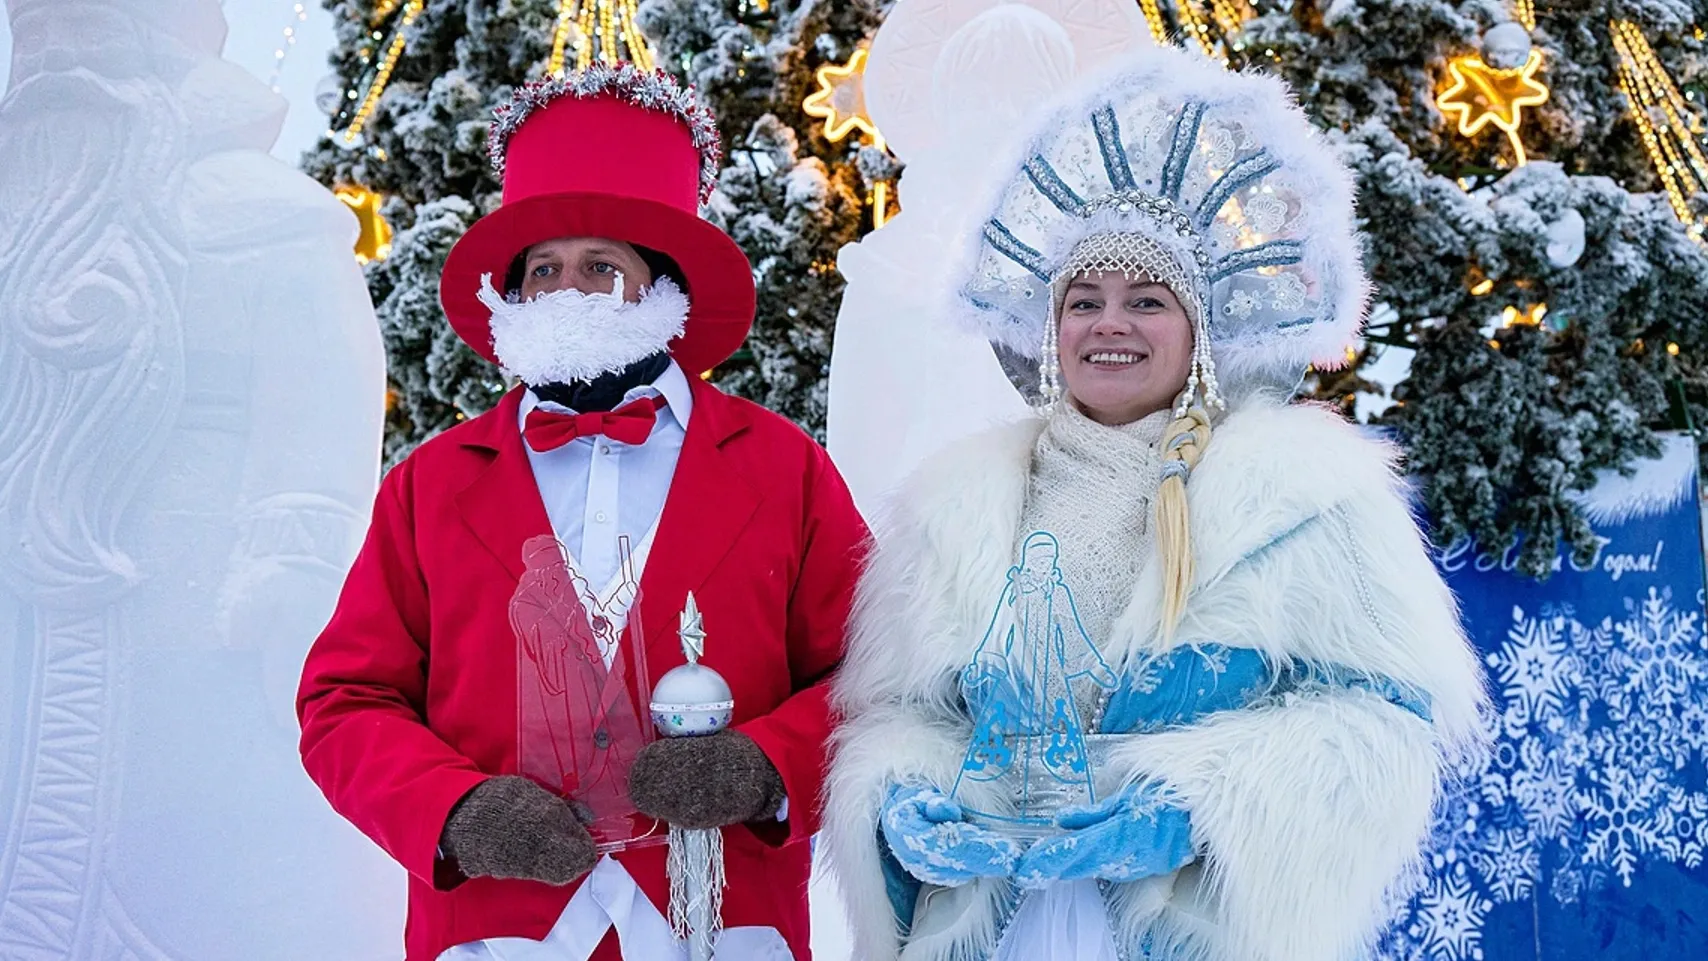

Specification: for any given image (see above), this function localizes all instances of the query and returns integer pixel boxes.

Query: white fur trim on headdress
[478,272,690,386]
[953,44,1371,402]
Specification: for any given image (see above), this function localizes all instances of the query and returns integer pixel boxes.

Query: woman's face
[1056,271,1194,425]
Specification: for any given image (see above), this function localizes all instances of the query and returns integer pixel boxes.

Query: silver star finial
[678,592,707,664]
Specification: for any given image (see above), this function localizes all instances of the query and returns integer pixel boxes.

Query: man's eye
[530,264,555,278]
[591,261,618,274]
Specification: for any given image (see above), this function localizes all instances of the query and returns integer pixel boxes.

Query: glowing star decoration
[804,45,896,230]
[334,185,394,264]
[1437,48,1550,166]
[804,46,883,147]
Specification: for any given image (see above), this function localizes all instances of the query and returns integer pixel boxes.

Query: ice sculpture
[955,532,1117,833]
[0,1,398,957]
[825,0,1154,510]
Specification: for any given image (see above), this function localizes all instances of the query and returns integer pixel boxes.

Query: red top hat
[440,64,755,375]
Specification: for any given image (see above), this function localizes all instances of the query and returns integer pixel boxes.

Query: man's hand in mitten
[628,730,786,829]
[439,775,598,885]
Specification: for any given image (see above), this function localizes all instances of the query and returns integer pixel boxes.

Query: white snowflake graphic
[1468,828,1539,902]
[1578,764,1666,886]
[1383,587,1708,959]
[1488,607,1577,719]
[1409,870,1489,961]
[1615,592,1703,719]
[1510,754,1575,839]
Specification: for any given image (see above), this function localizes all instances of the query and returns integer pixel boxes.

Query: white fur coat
[824,395,1489,961]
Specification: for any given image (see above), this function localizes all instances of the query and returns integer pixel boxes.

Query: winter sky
[0,0,339,164]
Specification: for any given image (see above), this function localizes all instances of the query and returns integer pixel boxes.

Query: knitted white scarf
[1019,402,1169,655]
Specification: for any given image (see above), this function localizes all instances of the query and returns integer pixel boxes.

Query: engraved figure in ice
[957,531,1118,827]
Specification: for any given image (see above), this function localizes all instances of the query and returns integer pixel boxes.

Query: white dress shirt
[519,359,694,592]
[438,360,792,961]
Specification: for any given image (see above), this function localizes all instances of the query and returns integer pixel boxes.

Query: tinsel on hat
[488,62,725,205]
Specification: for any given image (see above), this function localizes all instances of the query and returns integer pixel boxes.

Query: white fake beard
[477,271,690,386]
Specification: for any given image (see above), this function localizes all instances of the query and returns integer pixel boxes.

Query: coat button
[595,511,608,523]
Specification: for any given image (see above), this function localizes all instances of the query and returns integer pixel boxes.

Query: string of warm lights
[1610,19,1707,243]
[621,0,653,71]
[267,3,311,93]
[578,2,599,71]
[1137,0,1171,46]
[548,1,576,76]
[1514,0,1537,31]
[1134,0,1250,62]
[1174,1,1221,61]
[340,0,425,145]
[548,0,655,75]
[1208,0,1254,41]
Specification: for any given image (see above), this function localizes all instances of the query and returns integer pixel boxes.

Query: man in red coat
[297,64,867,961]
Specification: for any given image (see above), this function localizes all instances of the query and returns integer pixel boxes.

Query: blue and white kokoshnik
[953,43,1370,405]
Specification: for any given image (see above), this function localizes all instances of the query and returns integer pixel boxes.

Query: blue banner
[1379,434,1708,959]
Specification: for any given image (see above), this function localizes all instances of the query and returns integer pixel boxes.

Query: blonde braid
[1156,402,1211,642]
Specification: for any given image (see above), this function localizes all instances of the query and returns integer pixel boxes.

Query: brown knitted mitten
[628,730,787,830]
[440,775,597,885]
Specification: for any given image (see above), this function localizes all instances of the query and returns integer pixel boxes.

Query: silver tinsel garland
[488,62,724,205]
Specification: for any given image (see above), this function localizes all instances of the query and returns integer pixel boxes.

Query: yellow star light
[804,45,898,229]
[1438,48,1549,166]
[803,46,882,147]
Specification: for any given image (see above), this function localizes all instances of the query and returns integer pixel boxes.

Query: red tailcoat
[297,381,868,961]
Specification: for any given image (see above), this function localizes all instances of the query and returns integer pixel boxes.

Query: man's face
[519,236,654,303]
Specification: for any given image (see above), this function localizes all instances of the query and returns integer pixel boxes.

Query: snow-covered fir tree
[640,0,886,434]
[303,0,885,461]
[305,0,1708,574]
[302,2,547,462]
[1218,1,1708,574]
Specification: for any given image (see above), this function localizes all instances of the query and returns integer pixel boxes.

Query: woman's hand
[1012,784,1195,889]
[880,783,1023,887]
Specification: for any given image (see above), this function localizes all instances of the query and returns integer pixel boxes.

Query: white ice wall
[0,1,401,957]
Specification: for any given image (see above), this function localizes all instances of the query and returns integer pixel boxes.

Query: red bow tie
[524,395,668,451]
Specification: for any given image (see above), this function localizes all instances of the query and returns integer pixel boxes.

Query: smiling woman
[825,41,1487,961]
[1055,272,1194,427]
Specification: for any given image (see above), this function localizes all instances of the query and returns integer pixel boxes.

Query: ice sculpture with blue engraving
[954,531,1119,833]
